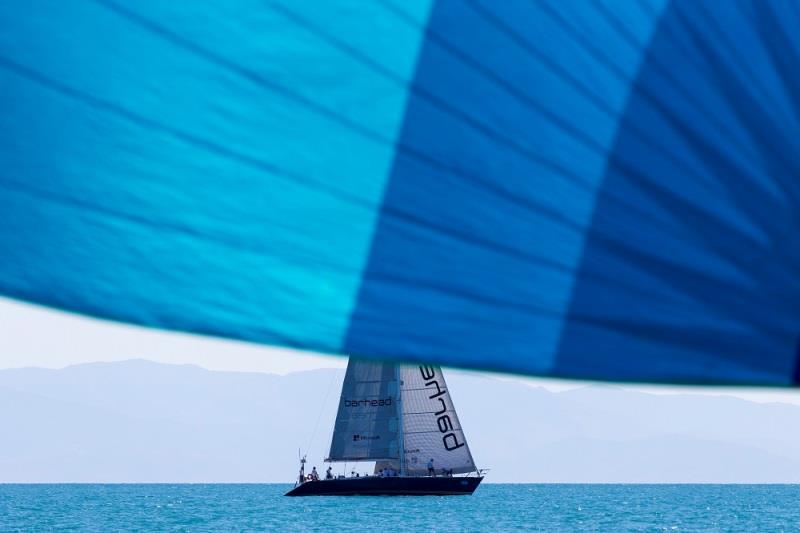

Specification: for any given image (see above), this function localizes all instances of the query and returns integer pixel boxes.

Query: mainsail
[327,359,400,462]
[329,359,476,475]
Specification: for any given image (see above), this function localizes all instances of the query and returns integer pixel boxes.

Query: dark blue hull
[285,476,483,496]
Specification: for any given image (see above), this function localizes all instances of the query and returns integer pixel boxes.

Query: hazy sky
[0,296,343,375]
[3,295,800,405]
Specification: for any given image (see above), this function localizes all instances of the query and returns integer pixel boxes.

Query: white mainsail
[329,359,476,476]
[326,359,401,462]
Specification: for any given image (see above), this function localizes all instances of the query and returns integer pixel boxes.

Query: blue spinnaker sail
[1,0,798,385]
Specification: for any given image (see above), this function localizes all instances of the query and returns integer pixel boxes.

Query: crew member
[427,458,435,476]
[326,466,333,480]
[311,466,319,481]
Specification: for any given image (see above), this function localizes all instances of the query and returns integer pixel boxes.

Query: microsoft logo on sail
[352,434,380,441]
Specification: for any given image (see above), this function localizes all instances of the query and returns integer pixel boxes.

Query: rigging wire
[303,366,344,459]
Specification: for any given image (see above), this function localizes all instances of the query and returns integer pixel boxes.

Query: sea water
[1,484,799,531]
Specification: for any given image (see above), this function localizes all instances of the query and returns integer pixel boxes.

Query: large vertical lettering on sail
[400,365,475,475]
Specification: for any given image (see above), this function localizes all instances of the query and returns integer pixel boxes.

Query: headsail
[327,359,400,462]
[400,365,476,475]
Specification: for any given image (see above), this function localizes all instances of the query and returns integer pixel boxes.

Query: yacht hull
[285,476,483,496]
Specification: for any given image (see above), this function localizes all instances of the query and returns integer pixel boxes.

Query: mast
[396,365,405,476]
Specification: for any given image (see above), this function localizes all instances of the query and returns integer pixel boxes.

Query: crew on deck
[326,466,333,480]
[427,458,435,476]
[378,467,397,477]
[310,466,319,481]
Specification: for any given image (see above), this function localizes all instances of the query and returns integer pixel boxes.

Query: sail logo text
[352,434,380,442]
[344,398,392,408]
[419,365,465,451]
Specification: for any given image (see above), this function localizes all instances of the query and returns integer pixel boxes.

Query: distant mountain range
[2,360,799,483]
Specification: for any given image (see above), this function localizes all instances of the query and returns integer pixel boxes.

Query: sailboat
[285,359,484,496]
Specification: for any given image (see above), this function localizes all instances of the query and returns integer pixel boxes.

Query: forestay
[327,359,400,462]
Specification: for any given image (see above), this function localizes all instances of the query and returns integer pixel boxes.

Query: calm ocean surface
[2,484,799,532]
